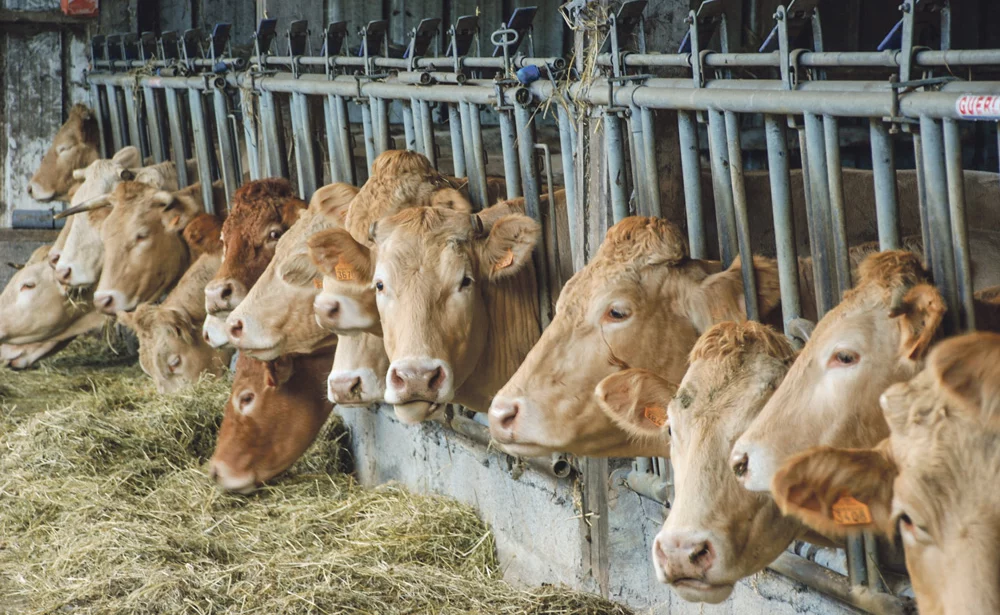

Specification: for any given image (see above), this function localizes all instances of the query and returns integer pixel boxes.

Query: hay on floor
[0,336,631,615]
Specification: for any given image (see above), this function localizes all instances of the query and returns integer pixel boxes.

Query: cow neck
[461,259,541,411]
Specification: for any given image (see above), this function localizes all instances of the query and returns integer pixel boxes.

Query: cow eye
[56,144,71,154]
[238,392,255,412]
[20,282,35,291]
[136,231,149,242]
[459,275,474,290]
[167,355,182,373]
[375,280,385,292]
[828,350,860,368]
[267,229,282,241]
[606,306,631,321]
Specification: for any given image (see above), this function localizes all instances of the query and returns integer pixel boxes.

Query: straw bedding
[0,335,630,615]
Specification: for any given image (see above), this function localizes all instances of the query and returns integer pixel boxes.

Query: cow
[28,104,101,202]
[203,179,308,324]
[324,331,390,406]
[208,350,335,493]
[730,251,947,493]
[92,180,226,314]
[596,321,804,603]
[314,200,541,423]
[225,183,358,360]
[117,249,233,394]
[55,148,183,288]
[772,331,1000,615]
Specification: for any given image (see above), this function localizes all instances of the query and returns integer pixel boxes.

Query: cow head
[0,245,92,345]
[327,332,390,406]
[773,332,1000,615]
[28,104,100,202]
[489,216,781,458]
[204,179,307,319]
[597,322,801,603]
[226,183,357,361]
[732,251,946,493]
[209,352,334,493]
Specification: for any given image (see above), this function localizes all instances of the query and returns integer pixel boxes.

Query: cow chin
[393,401,444,424]
[240,345,283,362]
[669,580,734,604]
[494,441,556,459]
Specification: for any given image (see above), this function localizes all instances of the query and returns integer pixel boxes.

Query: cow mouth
[669,579,734,604]
[494,441,554,458]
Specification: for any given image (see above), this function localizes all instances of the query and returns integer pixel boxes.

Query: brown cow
[731,251,946,493]
[28,104,100,202]
[225,183,357,360]
[596,322,803,603]
[93,181,226,314]
[772,332,1000,615]
[203,178,308,321]
[208,350,335,493]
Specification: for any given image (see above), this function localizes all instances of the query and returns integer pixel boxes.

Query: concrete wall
[0,229,58,289]
[339,406,859,615]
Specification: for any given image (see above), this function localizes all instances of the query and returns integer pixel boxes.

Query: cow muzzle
[202,314,231,349]
[94,290,130,315]
[205,279,245,315]
[652,531,732,603]
[328,368,384,406]
[208,459,257,494]
[28,181,55,202]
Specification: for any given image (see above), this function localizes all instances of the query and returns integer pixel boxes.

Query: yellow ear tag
[643,406,668,428]
[312,278,323,289]
[831,495,873,526]
[493,247,515,273]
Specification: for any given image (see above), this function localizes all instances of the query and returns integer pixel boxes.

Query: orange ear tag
[831,495,873,525]
[493,248,515,273]
[643,406,668,428]
[312,278,323,289]
[170,214,181,227]
[334,263,354,281]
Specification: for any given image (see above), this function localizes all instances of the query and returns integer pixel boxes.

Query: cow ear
[264,356,294,388]
[771,443,897,538]
[478,214,539,281]
[116,310,138,333]
[429,187,472,213]
[595,368,677,438]
[683,256,781,334]
[310,182,358,223]
[890,283,946,362]
[929,332,1000,424]
[154,191,202,233]
[307,228,373,284]
[112,146,142,169]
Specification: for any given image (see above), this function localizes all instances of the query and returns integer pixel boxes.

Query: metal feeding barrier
[83,0,999,611]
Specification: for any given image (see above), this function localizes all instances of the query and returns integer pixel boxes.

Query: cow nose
[229,319,244,339]
[56,265,72,283]
[653,533,715,584]
[385,359,450,404]
[206,280,241,313]
[489,398,520,433]
[389,365,444,392]
[313,294,340,329]
[48,253,60,268]
[328,374,362,403]
[208,459,256,494]
[94,290,124,315]
[731,451,749,479]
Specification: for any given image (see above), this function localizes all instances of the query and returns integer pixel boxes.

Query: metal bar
[498,110,522,199]
[375,96,391,154]
[360,100,377,174]
[556,104,582,272]
[448,104,467,178]
[725,111,759,322]
[239,90,261,181]
[514,97,551,329]
[604,111,629,223]
[626,105,644,216]
[869,118,900,250]
[468,103,489,208]
[401,100,417,151]
[90,83,110,158]
[920,115,960,335]
[678,110,706,259]
[768,553,910,615]
[764,116,802,331]
[943,118,976,332]
[142,87,168,163]
[106,85,125,151]
[418,100,436,167]
[187,88,216,213]
[334,96,355,184]
[290,91,318,199]
[122,85,146,157]
[212,87,240,203]
[846,534,868,589]
[458,101,482,207]
[324,96,344,183]
[706,109,737,266]
[803,113,837,316]
[639,106,660,218]
[913,133,932,267]
[164,88,189,187]
[259,90,288,178]
[823,115,852,297]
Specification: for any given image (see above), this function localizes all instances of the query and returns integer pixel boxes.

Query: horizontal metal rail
[599,48,1000,69]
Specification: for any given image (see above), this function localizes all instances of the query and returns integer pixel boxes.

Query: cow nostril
[229,320,244,338]
[390,367,405,389]
[209,465,219,481]
[49,254,59,267]
[59,267,72,281]
[349,377,362,396]
[500,401,519,430]
[203,330,211,343]
[220,284,233,300]
[98,295,113,309]
[732,452,749,478]
[427,366,444,392]
[326,301,340,318]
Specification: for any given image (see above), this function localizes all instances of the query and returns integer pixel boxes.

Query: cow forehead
[223,203,283,236]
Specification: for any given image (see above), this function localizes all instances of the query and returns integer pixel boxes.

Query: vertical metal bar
[678,110,706,259]
[604,111,629,223]
[498,110,522,199]
[514,98,551,329]
[375,97,391,154]
[626,105,645,215]
[213,87,240,203]
[945,122,974,332]
[869,118,900,250]
[803,113,836,316]
[334,96,355,184]
[402,101,418,151]
[863,532,886,593]
[448,104,467,178]
[187,88,216,213]
[920,116,959,334]
[259,90,288,178]
[458,101,482,207]
[324,96,344,183]
[557,104,582,272]
[142,88,167,163]
[418,100,436,168]
[823,115,852,297]
[90,83,110,158]
[724,111,759,321]
[106,85,125,151]
[290,91,318,199]
[360,100,377,174]
[164,88,189,187]
[640,107,660,218]
[123,85,146,157]
[240,90,261,181]
[468,103,489,208]
[706,109,737,266]
[764,116,802,331]
[913,133,932,267]
[846,534,868,588]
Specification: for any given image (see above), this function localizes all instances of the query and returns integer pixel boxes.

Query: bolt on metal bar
[706,109,737,266]
[764,115,802,332]
[259,90,288,178]
[639,107,660,218]
[604,111,629,223]
[869,118,900,250]
[678,110,706,259]
[187,88,216,213]
[212,87,240,202]
[468,103,489,208]
[920,115,960,335]
[803,113,837,315]
[290,91,318,199]
[142,87,168,163]
[725,111,759,322]
[556,104,583,272]
[942,119,975,332]
[164,88,189,188]
[498,110,522,199]
[448,104,467,178]
[417,100,436,168]
[823,115,852,297]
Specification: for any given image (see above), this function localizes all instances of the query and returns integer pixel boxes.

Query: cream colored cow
[28,104,101,202]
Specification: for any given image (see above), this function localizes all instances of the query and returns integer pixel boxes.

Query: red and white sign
[956,95,1000,120]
